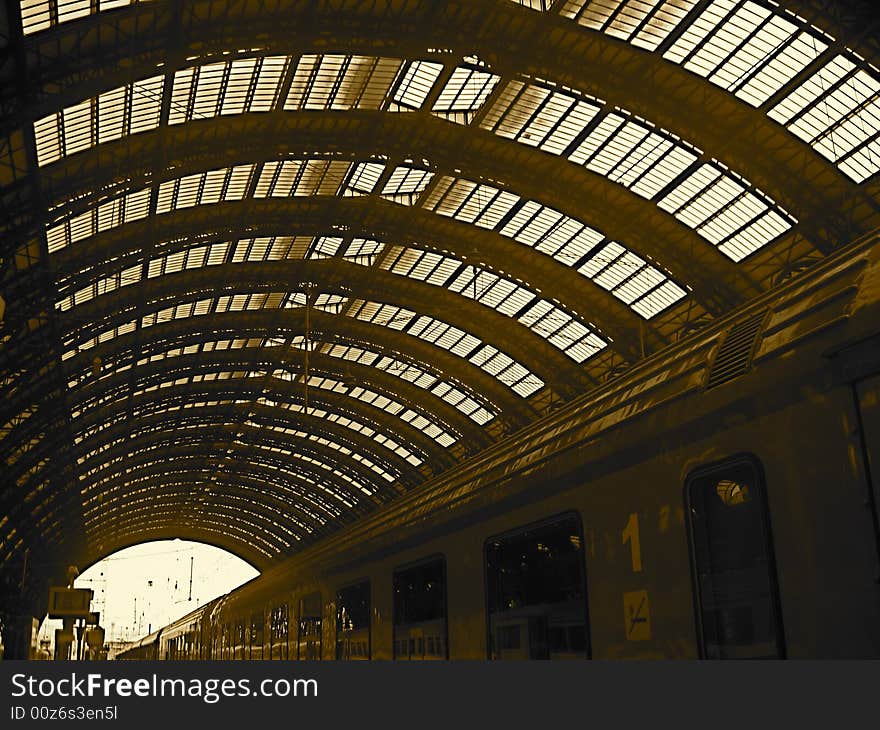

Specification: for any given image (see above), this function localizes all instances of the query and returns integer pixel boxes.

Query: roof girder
[41,111,751,312]
[58,257,588,397]
[13,0,879,249]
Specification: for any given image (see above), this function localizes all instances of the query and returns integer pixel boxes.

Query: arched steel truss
[1,0,880,611]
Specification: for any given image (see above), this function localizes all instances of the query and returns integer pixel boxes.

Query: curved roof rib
[1,0,879,594]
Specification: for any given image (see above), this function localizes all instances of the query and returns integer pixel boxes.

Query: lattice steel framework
[1,0,880,615]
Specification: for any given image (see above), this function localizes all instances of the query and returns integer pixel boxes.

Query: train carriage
[119,235,880,660]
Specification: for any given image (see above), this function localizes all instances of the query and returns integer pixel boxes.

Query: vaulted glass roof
[2,0,879,584]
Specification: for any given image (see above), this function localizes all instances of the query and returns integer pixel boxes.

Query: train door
[297,592,322,660]
[854,375,880,566]
[336,581,371,660]
[392,557,448,660]
[685,454,785,659]
[485,513,590,660]
[269,604,289,660]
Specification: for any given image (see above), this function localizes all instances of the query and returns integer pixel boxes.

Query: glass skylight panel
[255,406,421,467]
[569,112,700,198]
[144,241,230,279]
[308,376,456,447]
[381,165,434,202]
[56,265,142,312]
[424,175,687,319]
[447,266,535,317]
[578,241,687,318]
[34,75,164,166]
[500,200,605,264]
[518,300,607,362]
[386,245,607,363]
[769,55,880,182]
[231,236,312,263]
[254,159,350,198]
[432,65,501,118]
[657,162,795,260]
[508,0,551,10]
[309,236,344,259]
[46,188,150,254]
[662,0,830,108]
[285,55,403,111]
[21,0,154,35]
[343,238,386,263]
[422,178,520,228]
[63,319,137,360]
[345,161,385,195]
[175,56,290,125]
[155,164,255,214]
[468,345,543,398]
[347,299,543,405]
[558,1,699,51]
[480,80,602,154]
[392,60,444,109]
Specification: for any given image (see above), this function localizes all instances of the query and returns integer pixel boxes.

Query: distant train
[118,235,880,660]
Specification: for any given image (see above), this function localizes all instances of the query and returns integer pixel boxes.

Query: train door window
[249,612,264,660]
[686,455,785,659]
[336,581,371,660]
[297,592,323,660]
[270,604,289,660]
[393,556,447,660]
[485,513,590,660]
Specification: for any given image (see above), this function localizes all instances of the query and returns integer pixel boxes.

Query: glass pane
[393,558,447,660]
[687,456,784,659]
[336,581,371,660]
[485,514,589,660]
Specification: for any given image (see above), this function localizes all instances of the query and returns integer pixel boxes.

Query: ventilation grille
[706,310,767,390]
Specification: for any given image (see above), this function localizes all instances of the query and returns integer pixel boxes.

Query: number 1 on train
[623,513,642,573]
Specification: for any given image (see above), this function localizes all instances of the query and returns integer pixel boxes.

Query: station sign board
[47,587,93,619]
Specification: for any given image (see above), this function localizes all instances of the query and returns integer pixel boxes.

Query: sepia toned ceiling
[1,0,879,600]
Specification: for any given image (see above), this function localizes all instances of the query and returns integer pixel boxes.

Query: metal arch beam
[15,1,877,251]
[84,475,318,548]
[78,440,388,515]
[77,423,406,506]
[51,197,648,358]
[58,258,588,398]
[87,508,287,564]
[64,311,538,428]
[40,111,751,312]
[78,529,268,576]
[80,456,356,541]
[87,520,277,568]
[81,458,340,542]
[2,318,463,480]
[67,342,491,447]
[83,461,358,534]
[85,457,357,533]
[72,403,425,488]
[15,435,379,539]
[71,369,456,463]
[74,383,449,469]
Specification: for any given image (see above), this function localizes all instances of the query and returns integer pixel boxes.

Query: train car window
[249,612,264,660]
[686,455,785,659]
[393,557,447,660]
[485,513,590,660]
[270,604,289,660]
[336,581,371,660]
[297,592,323,660]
